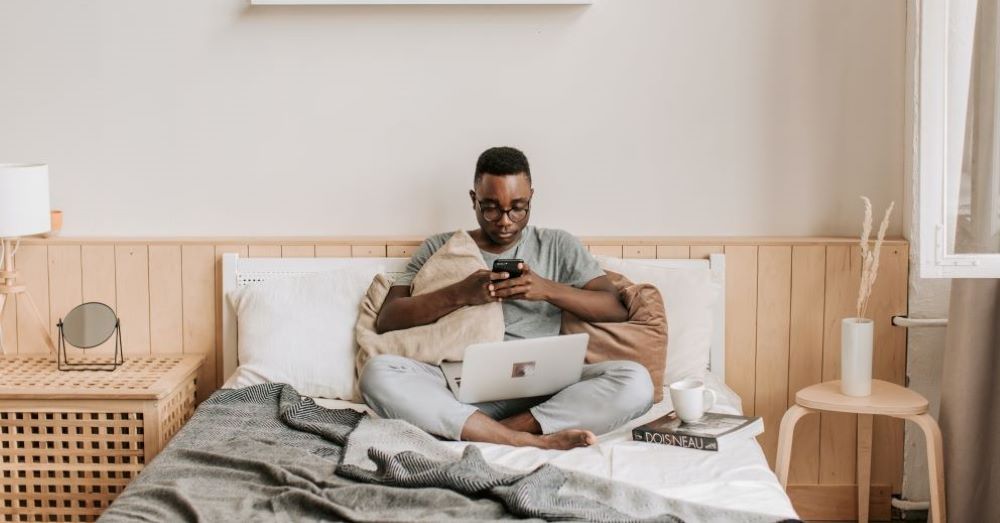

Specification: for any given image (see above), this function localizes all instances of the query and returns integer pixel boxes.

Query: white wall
[0,0,904,237]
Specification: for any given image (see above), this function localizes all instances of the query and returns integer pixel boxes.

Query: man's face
[469,172,533,247]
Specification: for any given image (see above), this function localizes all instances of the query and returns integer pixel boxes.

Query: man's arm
[546,274,629,323]
[489,264,628,323]
[374,270,509,333]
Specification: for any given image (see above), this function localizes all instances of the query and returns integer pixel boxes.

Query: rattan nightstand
[0,355,202,522]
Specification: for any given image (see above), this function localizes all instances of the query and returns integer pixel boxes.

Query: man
[359,147,653,450]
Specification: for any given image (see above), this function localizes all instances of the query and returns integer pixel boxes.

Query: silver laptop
[439,333,589,404]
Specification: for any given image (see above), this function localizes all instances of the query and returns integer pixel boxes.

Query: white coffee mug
[669,378,717,423]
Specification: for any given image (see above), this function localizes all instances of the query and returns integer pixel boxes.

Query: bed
[100,254,801,522]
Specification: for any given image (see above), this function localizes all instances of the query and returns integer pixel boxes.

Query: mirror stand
[57,319,124,372]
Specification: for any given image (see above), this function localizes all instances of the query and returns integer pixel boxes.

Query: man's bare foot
[537,429,597,450]
[460,411,597,450]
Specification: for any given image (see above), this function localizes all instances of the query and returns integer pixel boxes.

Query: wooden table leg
[775,404,812,488]
[857,414,873,523]
[906,413,947,523]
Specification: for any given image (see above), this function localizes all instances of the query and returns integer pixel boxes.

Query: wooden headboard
[7,235,907,520]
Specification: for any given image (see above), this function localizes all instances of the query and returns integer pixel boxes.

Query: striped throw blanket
[100,383,800,523]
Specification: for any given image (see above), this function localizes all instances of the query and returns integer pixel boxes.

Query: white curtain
[955,0,1000,254]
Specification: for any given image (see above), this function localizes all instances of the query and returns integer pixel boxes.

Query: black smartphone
[492,258,523,279]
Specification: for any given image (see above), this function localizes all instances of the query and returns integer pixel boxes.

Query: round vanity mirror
[57,302,123,371]
[62,302,118,348]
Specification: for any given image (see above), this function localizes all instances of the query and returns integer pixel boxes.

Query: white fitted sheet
[312,373,798,519]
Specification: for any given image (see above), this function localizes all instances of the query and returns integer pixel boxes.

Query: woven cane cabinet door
[0,356,201,522]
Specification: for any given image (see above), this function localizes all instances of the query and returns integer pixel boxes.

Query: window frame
[919,0,1000,278]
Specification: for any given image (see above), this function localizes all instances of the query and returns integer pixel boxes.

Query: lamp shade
[0,164,51,237]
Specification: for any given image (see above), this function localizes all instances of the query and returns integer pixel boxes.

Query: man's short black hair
[474,146,531,185]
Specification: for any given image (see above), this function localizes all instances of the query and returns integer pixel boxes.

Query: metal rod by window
[892,316,949,328]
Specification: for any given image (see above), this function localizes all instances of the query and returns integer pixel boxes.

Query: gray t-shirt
[393,226,605,340]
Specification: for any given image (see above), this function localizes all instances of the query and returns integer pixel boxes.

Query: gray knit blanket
[99,383,800,522]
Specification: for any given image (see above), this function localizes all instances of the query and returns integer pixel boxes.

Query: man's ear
[469,189,476,208]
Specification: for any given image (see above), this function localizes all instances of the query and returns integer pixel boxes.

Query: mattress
[314,373,799,520]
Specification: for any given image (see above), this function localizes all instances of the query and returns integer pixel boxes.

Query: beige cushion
[354,230,505,399]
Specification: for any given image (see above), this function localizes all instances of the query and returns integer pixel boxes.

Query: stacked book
[633,412,764,452]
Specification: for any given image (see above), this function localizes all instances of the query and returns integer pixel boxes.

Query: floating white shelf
[251,0,591,4]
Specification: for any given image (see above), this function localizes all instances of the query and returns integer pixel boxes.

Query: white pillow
[226,265,384,399]
[595,256,721,384]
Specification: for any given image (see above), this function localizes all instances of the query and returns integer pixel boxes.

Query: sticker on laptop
[511,361,536,378]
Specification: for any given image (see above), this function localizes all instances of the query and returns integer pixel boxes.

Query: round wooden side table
[774,379,945,523]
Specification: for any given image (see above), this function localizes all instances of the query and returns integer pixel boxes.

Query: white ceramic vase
[841,317,874,396]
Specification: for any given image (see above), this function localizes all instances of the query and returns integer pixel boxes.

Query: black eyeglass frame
[475,199,531,223]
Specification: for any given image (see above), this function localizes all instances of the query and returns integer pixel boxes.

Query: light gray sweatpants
[359,354,654,441]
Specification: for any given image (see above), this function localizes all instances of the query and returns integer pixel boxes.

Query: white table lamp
[0,163,56,355]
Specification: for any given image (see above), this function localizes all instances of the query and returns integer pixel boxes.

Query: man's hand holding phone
[455,269,509,306]
[489,259,552,302]
[491,258,523,279]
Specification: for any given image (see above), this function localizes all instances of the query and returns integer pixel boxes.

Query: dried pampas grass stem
[856,196,894,320]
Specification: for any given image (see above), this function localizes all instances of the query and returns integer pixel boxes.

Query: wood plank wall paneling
[787,245,826,484]
[725,245,758,415]
[352,245,386,257]
[754,246,791,468]
[81,246,118,359]
[115,245,151,358]
[281,245,315,258]
[656,245,690,259]
[3,237,909,516]
[248,245,281,257]
[182,245,216,402]
[149,246,184,355]
[386,245,419,258]
[47,245,83,360]
[623,245,656,259]
[315,245,352,257]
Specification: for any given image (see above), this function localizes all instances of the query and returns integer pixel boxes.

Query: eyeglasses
[477,200,530,222]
